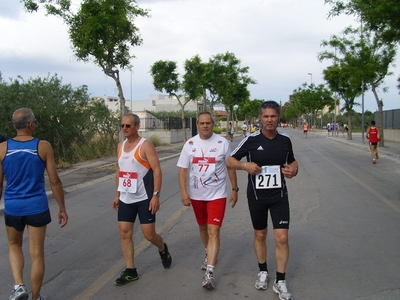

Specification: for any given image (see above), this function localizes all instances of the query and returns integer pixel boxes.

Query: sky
[0,0,399,113]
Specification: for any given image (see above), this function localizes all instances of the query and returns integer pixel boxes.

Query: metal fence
[139,117,190,130]
[374,109,400,129]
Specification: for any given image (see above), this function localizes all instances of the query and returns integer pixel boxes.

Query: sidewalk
[307,129,400,160]
[0,142,184,214]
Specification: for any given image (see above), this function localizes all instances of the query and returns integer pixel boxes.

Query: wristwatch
[232,187,239,192]
[153,190,160,196]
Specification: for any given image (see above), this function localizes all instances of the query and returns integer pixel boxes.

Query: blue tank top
[2,138,48,216]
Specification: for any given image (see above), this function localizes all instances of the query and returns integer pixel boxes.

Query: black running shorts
[5,209,51,231]
[248,195,290,230]
[117,199,156,224]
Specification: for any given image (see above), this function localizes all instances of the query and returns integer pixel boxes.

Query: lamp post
[308,72,313,127]
[130,69,133,112]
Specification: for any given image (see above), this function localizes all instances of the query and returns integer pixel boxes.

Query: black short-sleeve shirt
[231,130,296,200]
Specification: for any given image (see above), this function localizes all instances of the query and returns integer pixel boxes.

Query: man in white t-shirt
[242,123,248,136]
[177,111,238,290]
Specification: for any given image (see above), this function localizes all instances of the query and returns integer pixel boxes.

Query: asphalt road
[0,131,399,300]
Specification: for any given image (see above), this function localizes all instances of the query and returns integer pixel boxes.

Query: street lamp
[130,69,133,112]
[307,73,312,85]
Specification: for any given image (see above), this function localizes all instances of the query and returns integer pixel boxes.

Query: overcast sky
[1,0,399,112]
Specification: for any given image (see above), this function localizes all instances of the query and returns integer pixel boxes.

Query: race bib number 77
[255,165,282,189]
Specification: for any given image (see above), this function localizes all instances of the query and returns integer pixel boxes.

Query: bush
[213,127,222,134]
[149,135,162,147]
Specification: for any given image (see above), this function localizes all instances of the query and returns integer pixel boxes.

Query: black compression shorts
[247,195,290,230]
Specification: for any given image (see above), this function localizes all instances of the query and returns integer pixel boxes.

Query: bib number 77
[255,165,282,189]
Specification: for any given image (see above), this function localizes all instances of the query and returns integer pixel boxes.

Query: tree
[0,74,103,162]
[325,0,400,95]
[319,26,397,144]
[150,60,192,141]
[207,52,256,130]
[236,98,264,121]
[325,0,400,44]
[290,83,335,128]
[22,0,150,137]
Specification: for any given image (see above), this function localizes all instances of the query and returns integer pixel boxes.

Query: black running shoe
[159,243,172,269]
[114,269,139,286]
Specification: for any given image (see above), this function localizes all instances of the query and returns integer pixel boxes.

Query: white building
[93,94,200,113]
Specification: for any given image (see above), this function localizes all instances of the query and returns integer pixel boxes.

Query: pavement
[1,130,399,213]
[306,128,400,160]
[0,142,184,214]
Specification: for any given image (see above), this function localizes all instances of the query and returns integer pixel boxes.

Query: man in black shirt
[227,100,297,300]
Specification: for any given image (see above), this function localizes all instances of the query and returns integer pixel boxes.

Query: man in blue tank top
[0,108,68,300]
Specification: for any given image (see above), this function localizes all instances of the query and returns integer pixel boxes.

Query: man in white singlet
[112,113,172,286]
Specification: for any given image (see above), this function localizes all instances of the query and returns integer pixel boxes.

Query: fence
[375,109,400,129]
[139,117,190,131]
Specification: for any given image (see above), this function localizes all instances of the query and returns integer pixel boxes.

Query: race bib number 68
[118,171,138,193]
[256,165,282,189]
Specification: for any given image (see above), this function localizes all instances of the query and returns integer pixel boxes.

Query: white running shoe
[273,280,293,300]
[255,271,268,290]
[202,271,215,289]
[9,284,29,300]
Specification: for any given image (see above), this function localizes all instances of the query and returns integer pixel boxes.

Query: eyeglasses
[120,124,132,128]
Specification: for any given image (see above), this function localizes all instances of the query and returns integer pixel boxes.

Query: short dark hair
[259,100,280,115]
[371,120,376,126]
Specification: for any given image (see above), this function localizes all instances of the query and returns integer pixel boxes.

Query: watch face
[154,191,160,196]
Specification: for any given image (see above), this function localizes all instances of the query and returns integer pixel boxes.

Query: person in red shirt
[302,122,308,139]
[366,120,380,164]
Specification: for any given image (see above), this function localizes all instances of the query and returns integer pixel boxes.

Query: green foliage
[21,0,150,122]
[237,99,264,121]
[207,52,256,117]
[325,0,400,44]
[218,116,227,121]
[150,110,197,119]
[213,127,222,134]
[148,135,162,147]
[0,74,118,164]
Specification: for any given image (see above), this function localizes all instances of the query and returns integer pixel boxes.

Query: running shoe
[114,269,139,286]
[9,284,29,300]
[273,280,293,300]
[255,271,268,290]
[201,255,208,270]
[373,159,376,164]
[36,295,47,300]
[202,271,215,290]
[159,243,172,269]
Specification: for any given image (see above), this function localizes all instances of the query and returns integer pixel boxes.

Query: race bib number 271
[255,165,282,189]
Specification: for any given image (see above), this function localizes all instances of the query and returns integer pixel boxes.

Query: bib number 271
[256,166,282,189]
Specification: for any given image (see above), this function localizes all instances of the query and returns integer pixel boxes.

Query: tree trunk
[370,83,384,147]
[108,69,126,142]
[181,105,187,142]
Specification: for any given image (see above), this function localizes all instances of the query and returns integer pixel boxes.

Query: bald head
[12,108,35,130]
